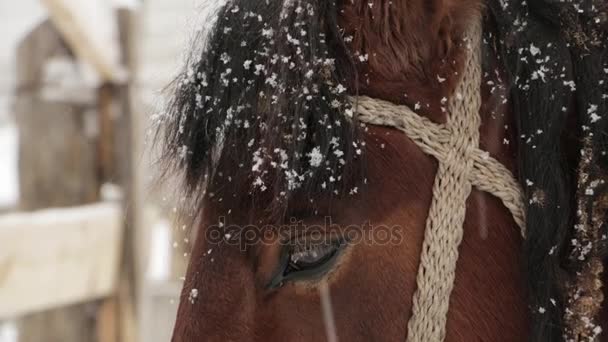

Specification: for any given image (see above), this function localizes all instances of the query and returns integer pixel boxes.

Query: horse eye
[268,238,346,289]
[287,242,341,272]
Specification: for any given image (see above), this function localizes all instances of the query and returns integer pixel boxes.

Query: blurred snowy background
[0,1,45,208]
[0,1,218,341]
[0,0,208,207]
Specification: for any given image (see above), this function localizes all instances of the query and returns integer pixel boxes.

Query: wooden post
[14,21,100,211]
[97,83,116,182]
[13,6,142,341]
[14,20,101,342]
[114,8,144,342]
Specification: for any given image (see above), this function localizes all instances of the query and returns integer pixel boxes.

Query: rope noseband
[352,17,525,342]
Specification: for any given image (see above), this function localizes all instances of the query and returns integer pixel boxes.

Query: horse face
[172,126,435,341]
[173,123,528,342]
[171,0,529,340]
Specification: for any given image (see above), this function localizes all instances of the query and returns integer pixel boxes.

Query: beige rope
[351,17,525,342]
[354,96,525,233]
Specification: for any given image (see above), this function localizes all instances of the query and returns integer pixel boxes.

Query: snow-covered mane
[159,0,363,221]
[488,1,608,340]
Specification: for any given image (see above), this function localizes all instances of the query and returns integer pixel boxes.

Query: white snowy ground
[0,0,45,210]
[0,123,18,208]
[0,323,17,342]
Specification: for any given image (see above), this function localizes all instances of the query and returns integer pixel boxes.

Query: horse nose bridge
[197,283,257,340]
[174,245,258,341]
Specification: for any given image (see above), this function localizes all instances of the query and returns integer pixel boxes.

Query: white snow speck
[189,288,199,304]
[529,43,541,56]
[308,147,323,167]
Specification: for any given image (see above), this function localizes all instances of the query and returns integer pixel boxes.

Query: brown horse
[159,0,608,341]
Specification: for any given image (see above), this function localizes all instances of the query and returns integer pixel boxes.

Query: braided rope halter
[352,16,525,342]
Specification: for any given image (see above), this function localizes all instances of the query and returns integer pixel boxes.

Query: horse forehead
[338,0,483,122]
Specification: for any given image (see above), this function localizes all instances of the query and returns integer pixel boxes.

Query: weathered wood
[98,84,117,182]
[16,304,99,342]
[115,9,142,342]
[13,5,141,342]
[97,298,119,342]
[41,0,126,83]
[14,20,104,342]
[0,202,122,319]
[15,20,99,211]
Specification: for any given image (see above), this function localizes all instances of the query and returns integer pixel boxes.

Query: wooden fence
[6,2,144,341]
[0,202,123,320]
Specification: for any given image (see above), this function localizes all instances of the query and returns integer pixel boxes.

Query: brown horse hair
[158,0,608,340]
[338,0,481,121]
[488,0,608,340]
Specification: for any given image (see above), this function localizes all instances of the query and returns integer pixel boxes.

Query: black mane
[489,0,608,340]
[158,0,362,221]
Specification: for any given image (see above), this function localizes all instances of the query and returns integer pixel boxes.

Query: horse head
[159,0,608,341]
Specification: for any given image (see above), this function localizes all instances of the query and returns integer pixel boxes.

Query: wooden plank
[41,0,127,83]
[0,202,123,319]
[17,302,100,342]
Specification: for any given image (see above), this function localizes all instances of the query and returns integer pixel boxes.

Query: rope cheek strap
[351,17,525,342]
